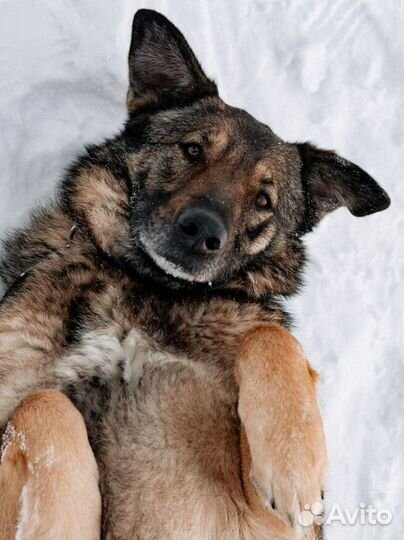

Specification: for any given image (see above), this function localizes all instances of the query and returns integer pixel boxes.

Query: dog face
[65,10,390,297]
[130,102,306,285]
[125,10,389,289]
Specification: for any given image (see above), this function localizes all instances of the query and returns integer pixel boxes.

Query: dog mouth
[138,234,216,283]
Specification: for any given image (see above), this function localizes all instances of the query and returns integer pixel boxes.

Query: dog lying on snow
[0,9,390,540]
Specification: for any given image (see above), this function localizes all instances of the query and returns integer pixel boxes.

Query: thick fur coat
[0,10,389,540]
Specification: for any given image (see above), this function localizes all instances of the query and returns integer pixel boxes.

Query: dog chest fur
[55,326,250,539]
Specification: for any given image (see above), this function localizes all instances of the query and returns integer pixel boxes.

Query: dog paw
[236,325,327,540]
[251,452,325,539]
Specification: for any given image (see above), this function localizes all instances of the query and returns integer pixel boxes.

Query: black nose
[176,206,228,254]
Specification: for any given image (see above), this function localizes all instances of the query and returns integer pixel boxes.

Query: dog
[0,9,390,540]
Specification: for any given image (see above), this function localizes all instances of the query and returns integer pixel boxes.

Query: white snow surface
[0,1,403,538]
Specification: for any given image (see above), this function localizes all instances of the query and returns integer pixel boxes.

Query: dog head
[65,10,390,297]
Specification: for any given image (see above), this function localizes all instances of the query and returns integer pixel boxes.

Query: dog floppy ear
[297,143,390,232]
[127,9,218,113]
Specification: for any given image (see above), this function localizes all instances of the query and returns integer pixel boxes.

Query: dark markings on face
[58,9,390,299]
[246,219,273,242]
[124,100,308,288]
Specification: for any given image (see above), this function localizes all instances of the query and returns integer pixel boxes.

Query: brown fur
[0,209,321,539]
[0,8,390,540]
[0,390,100,540]
[237,326,327,539]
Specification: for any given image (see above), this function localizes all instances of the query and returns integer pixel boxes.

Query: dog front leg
[0,389,101,540]
[236,325,327,540]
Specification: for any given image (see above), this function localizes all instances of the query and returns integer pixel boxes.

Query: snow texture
[0,1,403,538]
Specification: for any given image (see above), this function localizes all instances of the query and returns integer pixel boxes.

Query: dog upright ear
[127,9,218,113]
[297,143,390,232]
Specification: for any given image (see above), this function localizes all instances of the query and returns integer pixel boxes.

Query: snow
[0,1,402,538]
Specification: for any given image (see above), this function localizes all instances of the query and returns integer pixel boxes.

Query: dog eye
[181,143,203,161]
[255,192,271,209]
